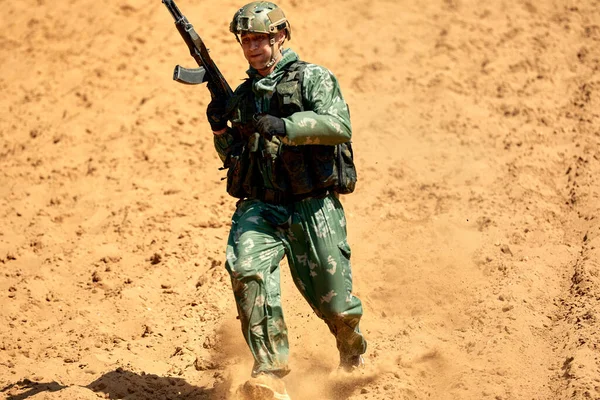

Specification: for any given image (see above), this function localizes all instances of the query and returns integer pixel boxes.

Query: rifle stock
[162,0,233,100]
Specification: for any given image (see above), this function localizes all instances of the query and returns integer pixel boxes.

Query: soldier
[207,2,367,398]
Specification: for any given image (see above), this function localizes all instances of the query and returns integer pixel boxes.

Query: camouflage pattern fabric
[214,47,365,376]
[214,48,353,164]
[225,193,367,377]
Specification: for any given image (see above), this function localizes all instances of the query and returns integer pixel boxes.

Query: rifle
[162,0,233,101]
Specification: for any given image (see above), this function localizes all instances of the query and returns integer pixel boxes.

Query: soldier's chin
[249,59,268,71]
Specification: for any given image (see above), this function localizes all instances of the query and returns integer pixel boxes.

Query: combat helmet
[230,2,291,67]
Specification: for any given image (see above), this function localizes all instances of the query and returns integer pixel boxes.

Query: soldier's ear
[277,31,286,46]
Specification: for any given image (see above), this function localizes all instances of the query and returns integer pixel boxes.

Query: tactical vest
[224,61,357,203]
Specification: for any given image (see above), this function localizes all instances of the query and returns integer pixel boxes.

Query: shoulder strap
[282,60,308,86]
[279,60,309,111]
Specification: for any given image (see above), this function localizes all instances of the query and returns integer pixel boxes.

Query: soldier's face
[241,32,272,70]
[240,32,284,75]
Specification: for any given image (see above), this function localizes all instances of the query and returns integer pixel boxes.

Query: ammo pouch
[279,145,312,195]
[335,141,357,194]
[223,82,258,199]
[224,140,250,198]
[310,145,337,191]
[225,132,261,199]
[279,142,357,195]
[279,144,337,195]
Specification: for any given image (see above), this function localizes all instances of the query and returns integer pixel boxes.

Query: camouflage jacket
[213,49,354,199]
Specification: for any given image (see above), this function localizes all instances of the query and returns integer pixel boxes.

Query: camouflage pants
[224,193,367,377]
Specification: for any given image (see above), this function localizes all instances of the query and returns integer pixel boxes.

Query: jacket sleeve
[282,64,352,146]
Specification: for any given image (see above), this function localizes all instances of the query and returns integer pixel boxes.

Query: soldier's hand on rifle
[206,82,229,133]
[253,114,286,141]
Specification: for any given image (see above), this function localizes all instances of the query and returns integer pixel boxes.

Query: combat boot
[339,354,365,372]
[238,373,291,400]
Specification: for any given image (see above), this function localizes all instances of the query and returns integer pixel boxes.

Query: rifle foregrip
[173,65,207,85]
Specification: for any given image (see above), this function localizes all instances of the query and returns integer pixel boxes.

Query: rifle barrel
[162,0,183,22]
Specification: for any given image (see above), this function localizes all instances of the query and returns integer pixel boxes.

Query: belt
[250,187,330,205]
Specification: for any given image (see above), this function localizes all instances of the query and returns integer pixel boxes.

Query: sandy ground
[1,0,600,399]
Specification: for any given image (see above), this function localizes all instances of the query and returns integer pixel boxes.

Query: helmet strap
[265,35,278,68]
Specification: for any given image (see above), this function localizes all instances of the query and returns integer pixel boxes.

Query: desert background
[1,0,599,399]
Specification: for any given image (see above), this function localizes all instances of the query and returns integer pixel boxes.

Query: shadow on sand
[0,380,68,400]
[0,368,226,400]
